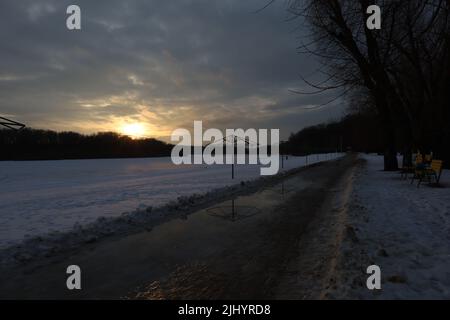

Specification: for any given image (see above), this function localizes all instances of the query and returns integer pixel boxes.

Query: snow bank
[331,154,450,299]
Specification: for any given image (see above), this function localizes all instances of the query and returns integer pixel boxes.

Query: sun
[121,123,147,139]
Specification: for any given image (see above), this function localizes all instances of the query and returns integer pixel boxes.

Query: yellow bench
[411,159,444,187]
[400,154,423,179]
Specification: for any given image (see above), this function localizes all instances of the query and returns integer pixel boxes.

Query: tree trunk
[384,144,398,171]
[402,148,412,168]
[380,116,399,171]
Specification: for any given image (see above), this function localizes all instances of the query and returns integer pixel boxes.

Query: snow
[334,154,450,299]
[0,153,342,250]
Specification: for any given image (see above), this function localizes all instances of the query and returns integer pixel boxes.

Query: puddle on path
[0,172,314,299]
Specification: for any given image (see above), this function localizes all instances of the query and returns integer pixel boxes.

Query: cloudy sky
[0,0,345,141]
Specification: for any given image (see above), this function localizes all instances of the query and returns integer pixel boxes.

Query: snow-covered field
[0,154,341,249]
[334,154,450,299]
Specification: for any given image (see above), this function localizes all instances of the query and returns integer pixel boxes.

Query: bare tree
[286,0,450,170]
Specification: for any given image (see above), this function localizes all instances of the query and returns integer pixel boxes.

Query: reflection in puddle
[266,181,297,198]
[207,198,260,222]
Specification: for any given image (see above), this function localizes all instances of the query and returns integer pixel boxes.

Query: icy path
[0,154,341,248]
[333,154,450,299]
[0,154,354,298]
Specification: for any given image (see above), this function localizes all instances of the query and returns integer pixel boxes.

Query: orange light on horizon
[120,122,147,139]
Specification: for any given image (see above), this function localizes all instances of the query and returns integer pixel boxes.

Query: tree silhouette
[0,129,173,161]
[286,0,450,170]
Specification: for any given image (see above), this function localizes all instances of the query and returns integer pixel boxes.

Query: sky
[0,0,345,142]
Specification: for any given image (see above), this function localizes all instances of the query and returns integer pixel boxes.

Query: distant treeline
[0,114,392,161]
[0,129,173,160]
[282,112,384,156]
[283,112,449,169]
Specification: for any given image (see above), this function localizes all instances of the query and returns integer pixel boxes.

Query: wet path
[0,155,356,299]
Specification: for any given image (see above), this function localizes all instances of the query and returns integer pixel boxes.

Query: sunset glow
[121,123,147,139]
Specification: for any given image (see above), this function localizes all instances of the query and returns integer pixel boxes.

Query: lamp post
[204,134,258,180]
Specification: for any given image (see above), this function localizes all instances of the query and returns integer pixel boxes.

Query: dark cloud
[0,0,345,140]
